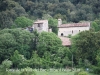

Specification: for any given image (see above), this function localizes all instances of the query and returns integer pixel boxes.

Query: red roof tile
[59,36,71,46]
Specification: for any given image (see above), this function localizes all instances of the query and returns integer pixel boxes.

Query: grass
[35,69,76,75]
[36,71,98,75]
[36,71,75,75]
[34,69,98,75]
[2,68,97,75]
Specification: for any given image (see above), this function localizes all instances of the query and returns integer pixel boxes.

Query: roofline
[58,26,89,28]
[58,22,90,28]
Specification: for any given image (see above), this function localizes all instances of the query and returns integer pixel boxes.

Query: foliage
[0,29,71,69]
[11,50,28,68]
[20,67,36,75]
[0,32,17,63]
[29,51,42,68]
[37,32,62,57]
[0,0,27,28]
[35,32,68,68]
[91,65,100,74]
[1,59,12,69]
[0,0,100,29]
[0,59,12,75]
[91,21,99,32]
[0,28,34,63]
[71,31,100,66]
[14,16,33,28]
[48,18,58,34]
[78,71,89,75]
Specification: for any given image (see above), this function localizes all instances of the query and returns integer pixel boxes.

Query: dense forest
[0,0,100,29]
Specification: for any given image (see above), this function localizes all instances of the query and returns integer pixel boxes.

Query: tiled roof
[58,22,90,28]
[59,36,71,46]
[34,20,48,24]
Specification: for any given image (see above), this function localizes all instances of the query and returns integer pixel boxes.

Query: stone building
[58,19,90,36]
[32,20,49,32]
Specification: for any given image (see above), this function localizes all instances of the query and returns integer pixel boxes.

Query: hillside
[0,0,100,29]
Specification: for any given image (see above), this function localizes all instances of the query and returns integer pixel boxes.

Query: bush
[0,59,12,75]
[20,67,36,75]
[74,71,80,75]
[92,66,100,74]
[78,71,89,75]
[74,71,89,75]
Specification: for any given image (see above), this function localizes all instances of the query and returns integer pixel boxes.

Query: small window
[72,30,73,34]
[38,24,40,27]
[79,30,80,32]
[61,33,63,36]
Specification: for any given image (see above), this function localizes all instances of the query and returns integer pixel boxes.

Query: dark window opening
[72,30,73,34]
[61,33,63,36]
[38,24,40,27]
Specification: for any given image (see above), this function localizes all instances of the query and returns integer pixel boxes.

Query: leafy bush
[78,71,88,75]
[0,59,12,75]
[74,71,89,75]
[74,71,80,75]
[20,67,36,75]
[92,66,100,74]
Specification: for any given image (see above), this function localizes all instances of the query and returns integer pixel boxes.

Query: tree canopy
[71,31,100,66]
[0,0,100,29]
[14,16,33,28]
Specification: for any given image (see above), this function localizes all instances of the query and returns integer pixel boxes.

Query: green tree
[48,18,58,34]
[37,32,62,57]
[0,28,34,63]
[0,59,12,75]
[36,32,63,68]
[71,31,100,66]
[91,21,99,32]
[29,51,42,69]
[14,16,33,28]
[96,51,100,67]
[0,0,27,29]
[0,33,17,63]
[11,50,26,68]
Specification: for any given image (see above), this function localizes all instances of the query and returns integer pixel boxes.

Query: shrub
[20,67,36,75]
[78,71,89,75]
[74,71,89,75]
[0,59,12,75]
[92,66,100,74]
[74,71,80,75]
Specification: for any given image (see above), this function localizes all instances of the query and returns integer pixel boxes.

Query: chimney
[58,18,62,26]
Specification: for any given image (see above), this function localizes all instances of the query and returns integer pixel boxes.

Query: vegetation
[14,16,33,28]
[0,0,100,75]
[0,0,100,28]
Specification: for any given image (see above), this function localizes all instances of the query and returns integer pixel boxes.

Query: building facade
[58,19,90,36]
[32,20,49,32]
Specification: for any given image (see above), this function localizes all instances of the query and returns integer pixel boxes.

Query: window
[72,30,73,34]
[61,33,63,36]
[38,24,40,27]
